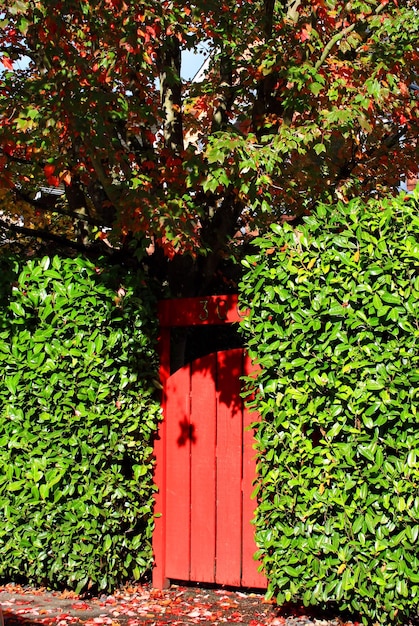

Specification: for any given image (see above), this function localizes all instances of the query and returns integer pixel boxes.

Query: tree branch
[160,37,184,153]
[264,0,275,38]
[0,218,93,252]
[86,150,123,208]
[314,2,387,71]
[0,44,33,60]
[211,46,234,132]
[0,148,35,166]
[13,186,104,227]
[198,194,244,294]
[252,0,281,134]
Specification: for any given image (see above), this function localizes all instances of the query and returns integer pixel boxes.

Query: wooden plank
[241,353,266,588]
[152,326,171,589]
[152,416,169,588]
[165,364,191,581]
[215,349,243,586]
[190,354,217,583]
[241,355,266,588]
[242,414,266,587]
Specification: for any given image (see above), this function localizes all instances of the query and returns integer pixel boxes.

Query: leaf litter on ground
[0,582,359,626]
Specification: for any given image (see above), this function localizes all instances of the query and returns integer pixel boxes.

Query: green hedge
[239,193,419,625]
[0,255,160,593]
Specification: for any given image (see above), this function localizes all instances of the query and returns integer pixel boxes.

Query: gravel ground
[0,582,359,626]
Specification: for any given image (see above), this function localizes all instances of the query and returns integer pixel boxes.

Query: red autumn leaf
[1,56,13,70]
[43,163,60,186]
[43,164,55,177]
[71,602,91,610]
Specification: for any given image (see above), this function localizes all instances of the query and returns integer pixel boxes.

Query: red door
[154,348,266,589]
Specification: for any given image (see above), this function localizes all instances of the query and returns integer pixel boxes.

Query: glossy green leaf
[239,195,419,626]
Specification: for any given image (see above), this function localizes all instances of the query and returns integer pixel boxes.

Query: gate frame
[153,294,247,589]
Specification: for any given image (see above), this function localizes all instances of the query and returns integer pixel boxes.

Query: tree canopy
[0,0,418,295]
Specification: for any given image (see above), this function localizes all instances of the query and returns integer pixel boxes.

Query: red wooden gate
[153,295,266,589]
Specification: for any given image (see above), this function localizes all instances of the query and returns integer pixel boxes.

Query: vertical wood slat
[165,365,191,581]
[157,344,266,589]
[190,354,217,583]
[152,327,170,589]
[215,349,243,586]
[242,355,267,587]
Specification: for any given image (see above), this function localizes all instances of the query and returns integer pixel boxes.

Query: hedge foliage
[239,193,419,625]
[0,255,160,593]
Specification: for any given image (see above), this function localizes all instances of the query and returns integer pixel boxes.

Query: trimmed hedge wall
[0,255,160,593]
[239,193,419,625]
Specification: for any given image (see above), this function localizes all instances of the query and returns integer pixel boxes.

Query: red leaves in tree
[0,0,418,263]
[1,57,13,70]
[43,164,60,187]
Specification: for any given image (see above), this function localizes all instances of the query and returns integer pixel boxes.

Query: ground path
[0,583,357,626]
